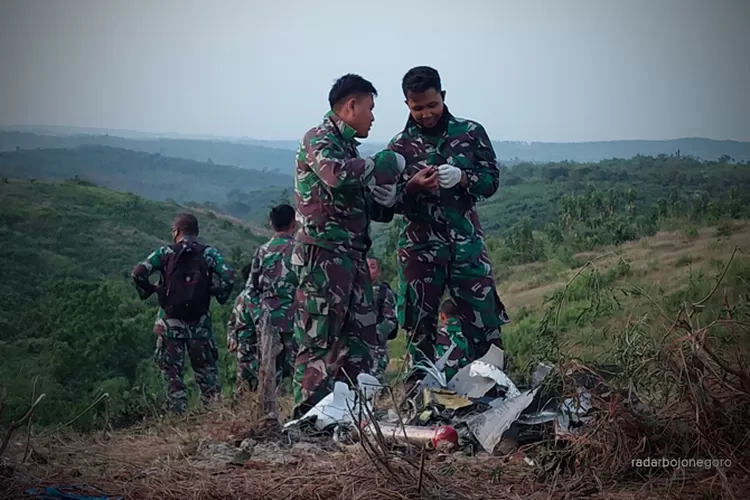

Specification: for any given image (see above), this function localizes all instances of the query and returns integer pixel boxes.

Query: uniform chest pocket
[445,134,476,168]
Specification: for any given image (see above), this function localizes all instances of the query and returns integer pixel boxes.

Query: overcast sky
[0,0,748,143]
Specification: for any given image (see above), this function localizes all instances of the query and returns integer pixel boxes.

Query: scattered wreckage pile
[282,346,592,461]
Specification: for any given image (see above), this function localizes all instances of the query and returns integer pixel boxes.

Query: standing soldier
[245,204,299,382]
[292,73,406,417]
[367,257,398,383]
[131,213,236,414]
[386,66,509,391]
[227,263,261,392]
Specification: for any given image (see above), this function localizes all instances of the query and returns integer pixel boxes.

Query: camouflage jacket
[131,237,236,339]
[246,234,298,333]
[387,108,499,263]
[226,288,260,345]
[295,110,403,256]
[373,281,398,344]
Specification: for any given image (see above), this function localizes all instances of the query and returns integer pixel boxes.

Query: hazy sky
[1,0,748,143]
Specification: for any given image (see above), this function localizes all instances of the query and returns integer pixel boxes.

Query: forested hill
[0,145,293,216]
[0,178,264,426]
[3,130,750,174]
[473,155,750,237]
[3,144,750,239]
[0,130,296,173]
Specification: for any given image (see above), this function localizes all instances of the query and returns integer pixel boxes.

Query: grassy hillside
[0,178,265,427]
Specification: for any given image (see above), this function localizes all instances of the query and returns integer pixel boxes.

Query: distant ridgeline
[2,129,750,170]
[1,135,749,241]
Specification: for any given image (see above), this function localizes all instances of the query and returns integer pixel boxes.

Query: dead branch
[0,393,45,458]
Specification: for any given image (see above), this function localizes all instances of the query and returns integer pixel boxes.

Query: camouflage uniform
[371,281,397,382]
[432,316,470,383]
[292,110,403,417]
[387,107,509,387]
[226,289,261,391]
[245,234,298,379]
[131,237,236,413]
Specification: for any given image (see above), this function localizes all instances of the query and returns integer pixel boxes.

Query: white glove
[394,152,406,173]
[437,164,462,189]
[370,184,397,207]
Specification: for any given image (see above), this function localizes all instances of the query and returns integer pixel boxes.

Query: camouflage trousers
[407,322,471,384]
[235,337,259,392]
[235,332,296,394]
[397,248,508,389]
[154,336,221,414]
[291,244,378,419]
[371,344,389,383]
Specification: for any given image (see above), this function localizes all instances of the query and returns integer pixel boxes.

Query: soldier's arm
[227,293,256,345]
[226,293,244,344]
[381,287,399,340]
[463,123,500,200]
[206,247,236,305]
[130,247,168,300]
[304,131,402,189]
[386,136,409,214]
[246,247,263,302]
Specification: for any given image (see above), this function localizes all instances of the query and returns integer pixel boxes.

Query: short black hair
[241,262,252,283]
[269,204,295,231]
[440,298,458,318]
[402,66,442,97]
[328,74,378,109]
[173,212,199,236]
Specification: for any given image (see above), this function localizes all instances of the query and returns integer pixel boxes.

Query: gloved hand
[394,152,406,173]
[370,184,397,207]
[437,164,462,189]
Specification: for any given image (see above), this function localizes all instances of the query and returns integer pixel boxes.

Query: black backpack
[158,241,212,321]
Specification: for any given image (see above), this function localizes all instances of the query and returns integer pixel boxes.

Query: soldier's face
[405,88,445,129]
[367,259,380,281]
[350,94,375,138]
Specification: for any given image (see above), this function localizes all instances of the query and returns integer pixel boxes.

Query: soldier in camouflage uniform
[292,74,406,417]
[227,263,261,392]
[131,213,236,414]
[386,66,509,390]
[245,204,299,381]
[367,257,398,383]
[435,299,470,382]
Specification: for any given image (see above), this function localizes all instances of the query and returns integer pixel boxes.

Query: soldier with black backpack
[367,257,398,383]
[131,213,236,414]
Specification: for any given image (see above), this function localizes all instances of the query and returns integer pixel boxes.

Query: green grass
[0,178,265,428]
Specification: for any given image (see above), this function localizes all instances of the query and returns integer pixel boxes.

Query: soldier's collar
[405,105,453,137]
[325,110,358,144]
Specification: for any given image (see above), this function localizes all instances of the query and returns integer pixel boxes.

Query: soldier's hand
[407,167,439,194]
[371,184,397,207]
[228,338,238,352]
[437,164,463,189]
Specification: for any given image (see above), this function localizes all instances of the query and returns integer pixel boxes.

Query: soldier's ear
[440,90,446,102]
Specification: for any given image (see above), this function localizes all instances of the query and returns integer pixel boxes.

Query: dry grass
[2,410,747,500]
[498,222,750,311]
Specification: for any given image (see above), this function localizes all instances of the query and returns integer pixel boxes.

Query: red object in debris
[431,425,458,447]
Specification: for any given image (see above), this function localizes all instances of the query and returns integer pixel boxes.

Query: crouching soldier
[131,213,236,414]
[227,263,261,393]
[246,204,299,383]
[367,257,398,383]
